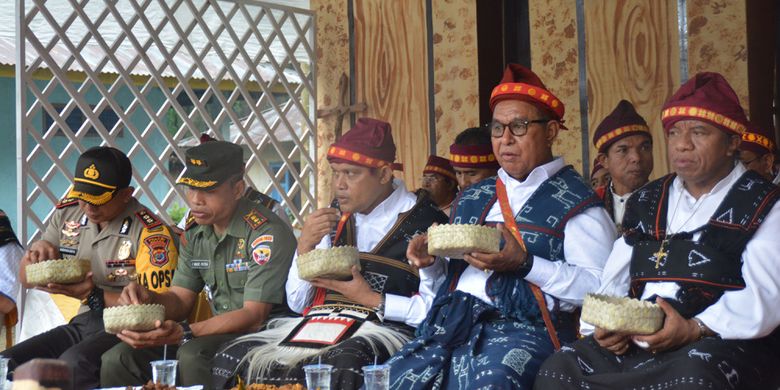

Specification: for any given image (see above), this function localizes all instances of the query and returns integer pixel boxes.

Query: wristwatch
[83,287,105,312]
[373,294,386,322]
[179,321,194,345]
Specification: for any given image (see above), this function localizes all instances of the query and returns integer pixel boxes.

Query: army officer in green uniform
[2,146,179,389]
[100,140,296,389]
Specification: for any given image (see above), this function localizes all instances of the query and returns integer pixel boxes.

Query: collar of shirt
[84,198,141,235]
[353,178,416,252]
[667,162,745,233]
[193,197,256,241]
[490,157,565,221]
[609,181,633,203]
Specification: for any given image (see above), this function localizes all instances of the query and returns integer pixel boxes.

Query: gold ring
[484,268,490,274]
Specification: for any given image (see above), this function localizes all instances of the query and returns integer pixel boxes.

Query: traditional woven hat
[581,294,665,335]
[327,118,397,169]
[489,64,565,128]
[741,122,777,156]
[423,155,456,181]
[661,72,748,136]
[593,100,651,153]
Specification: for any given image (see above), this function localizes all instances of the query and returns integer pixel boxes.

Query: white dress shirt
[0,242,23,304]
[286,179,445,327]
[610,185,633,225]
[584,163,780,339]
[455,158,617,312]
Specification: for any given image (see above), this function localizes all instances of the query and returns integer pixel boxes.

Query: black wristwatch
[180,321,194,345]
[86,287,105,312]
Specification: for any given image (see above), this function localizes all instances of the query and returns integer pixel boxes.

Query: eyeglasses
[421,175,442,184]
[489,118,549,137]
[740,157,758,166]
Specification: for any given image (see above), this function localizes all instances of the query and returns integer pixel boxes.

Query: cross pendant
[653,240,668,269]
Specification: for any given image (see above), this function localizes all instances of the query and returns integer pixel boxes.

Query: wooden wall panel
[528,1,584,172]
[311,0,350,207]
[687,0,749,115]
[431,0,480,156]
[584,0,680,179]
[353,0,430,191]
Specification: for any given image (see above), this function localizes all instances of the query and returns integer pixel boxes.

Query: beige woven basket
[103,304,166,334]
[427,224,501,258]
[25,258,91,285]
[581,294,665,334]
[297,246,360,281]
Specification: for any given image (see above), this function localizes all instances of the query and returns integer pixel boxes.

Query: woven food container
[581,294,665,334]
[297,246,360,281]
[103,304,166,334]
[427,224,501,258]
[25,258,91,285]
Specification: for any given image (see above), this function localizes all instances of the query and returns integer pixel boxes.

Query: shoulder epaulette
[245,189,279,210]
[56,197,79,209]
[243,208,268,230]
[184,211,198,231]
[135,209,163,229]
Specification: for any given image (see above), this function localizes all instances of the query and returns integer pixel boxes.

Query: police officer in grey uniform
[100,140,296,389]
[2,147,179,389]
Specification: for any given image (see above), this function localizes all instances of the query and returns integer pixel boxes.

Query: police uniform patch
[243,209,267,230]
[119,217,132,235]
[191,260,210,269]
[250,234,274,248]
[56,197,79,209]
[252,245,272,266]
[135,209,163,229]
[117,239,133,260]
[143,234,171,267]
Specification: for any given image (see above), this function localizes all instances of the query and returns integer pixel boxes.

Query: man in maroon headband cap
[383,64,616,389]
[536,73,780,389]
[592,100,654,229]
[420,155,458,216]
[739,122,779,183]
[449,126,500,189]
[589,157,610,188]
[211,118,448,389]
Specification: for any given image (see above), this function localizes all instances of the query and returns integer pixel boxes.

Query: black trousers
[1,309,119,390]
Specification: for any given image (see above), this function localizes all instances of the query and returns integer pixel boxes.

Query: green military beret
[177,141,244,190]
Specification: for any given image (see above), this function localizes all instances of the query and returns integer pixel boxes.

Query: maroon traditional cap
[593,100,651,153]
[741,122,777,156]
[423,155,456,181]
[590,157,605,178]
[661,72,748,136]
[449,144,500,169]
[489,64,565,126]
[200,133,216,143]
[327,118,397,168]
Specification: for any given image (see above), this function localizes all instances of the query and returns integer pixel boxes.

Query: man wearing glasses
[382,64,616,389]
[419,155,458,217]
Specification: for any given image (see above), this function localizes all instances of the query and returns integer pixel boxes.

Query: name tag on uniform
[190,260,210,269]
[59,247,77,256]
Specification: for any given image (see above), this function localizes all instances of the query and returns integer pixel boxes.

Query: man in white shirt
[383,64,616,389]
[592,100,654,231]
[535,72,780,390]
[211,118,448,389]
